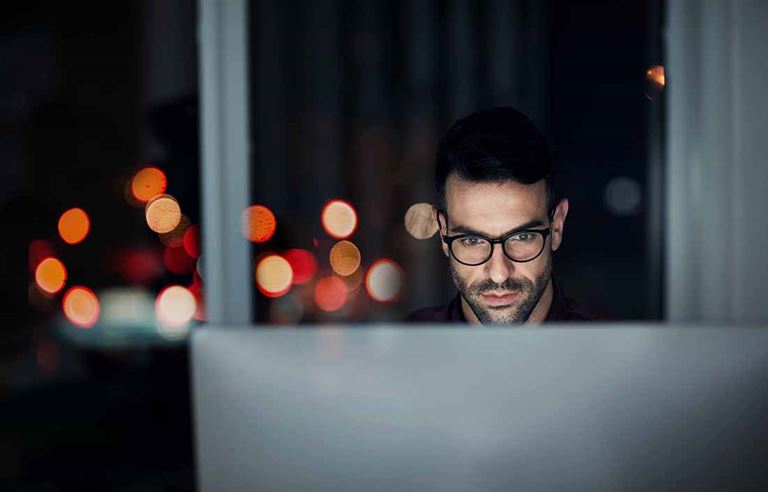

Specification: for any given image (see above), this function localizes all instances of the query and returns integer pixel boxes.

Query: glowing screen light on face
[62,286,100,328]
[155,285,197,328]
[242,205,277,243]
[365,259,404,302]
[58,208,90,245]
[145,194,182,234]
[131,166,167,203]
[329,240,361,276]
[314,276,348,312]
[256,255,293,297]
[321,200,357,239]
[283,249,317,285]
[35,257,67,294]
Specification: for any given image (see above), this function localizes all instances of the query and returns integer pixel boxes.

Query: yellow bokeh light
[156,285,197,328]
[256,255,293,297]
[404,203,438,239]
[58,208,90,245]
[365,259,404,302]
[145,194,182,234]
[329,240,361,276]
[35,257,67,294]
[62,286,100,328]
[321,200,357,239]
[242,205,277,243]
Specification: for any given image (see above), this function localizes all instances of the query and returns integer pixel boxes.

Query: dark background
[0,0,661,488]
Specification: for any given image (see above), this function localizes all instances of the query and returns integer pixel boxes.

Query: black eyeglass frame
[436,209,553,266]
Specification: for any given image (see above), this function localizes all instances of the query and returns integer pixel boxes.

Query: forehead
[444,175,548,233]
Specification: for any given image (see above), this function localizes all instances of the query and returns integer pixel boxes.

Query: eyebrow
[448,219,547,237]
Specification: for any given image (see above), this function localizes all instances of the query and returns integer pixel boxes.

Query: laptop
[192,325,768,491]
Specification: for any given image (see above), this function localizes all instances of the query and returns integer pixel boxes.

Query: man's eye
[511,232,533,242]
[459,237,483,247]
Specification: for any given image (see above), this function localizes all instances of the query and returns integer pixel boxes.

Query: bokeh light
[29,240,54,271]
[188,282,206,321]
[365,259,404,302]
[131,166,167,202]
[62,286,100,328]
[145,194,182,233]
[405,203,438,239]
[321,200,357,239]
[342,266,364,292]
[605,177,642,216]
[115,247,164,285]
[256,254,293,297]
[314,276,348,312]
[158,214,190,247]
[58,208,90,245]
[644,65,665,101]
[242,205,276,243]
[183,224,200,258]
[329,240,361,276]
[35,257,67,294]
[164,245,196,275]
[156,285,197,329]
[283,249,317,285]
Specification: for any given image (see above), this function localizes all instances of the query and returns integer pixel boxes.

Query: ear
[550,198,569,252]
[435,208,450,258]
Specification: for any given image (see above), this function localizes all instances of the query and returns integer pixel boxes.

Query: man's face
[439,175,568,324]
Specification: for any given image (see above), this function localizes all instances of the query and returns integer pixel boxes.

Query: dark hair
[435,107,556,213]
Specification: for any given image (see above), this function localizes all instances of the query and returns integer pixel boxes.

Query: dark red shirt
[405,278,612,323]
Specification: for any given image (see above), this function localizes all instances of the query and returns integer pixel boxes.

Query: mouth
[480,292,518,307]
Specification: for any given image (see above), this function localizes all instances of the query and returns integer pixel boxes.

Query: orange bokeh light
[131,166,168,203]
[365,259,404,302]
[256,254,293,297]
[242,205,277,243]
[145,194,182,233]
[156,285,197,327]
[62,286,100,328]
[646,65,665,87]
[321,200,357,239]
[329,240,361,276]
[58,208,90,245]
[35,257,67,294]
[314,276,348,312]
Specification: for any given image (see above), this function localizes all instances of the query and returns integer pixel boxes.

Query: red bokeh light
[183,224,200,258]
[164,245,196,275]
[314,276,348,312]
[283,249,318,285]
[115,247,164,284]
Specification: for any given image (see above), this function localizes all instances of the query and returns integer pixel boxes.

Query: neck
[461,278,554,325]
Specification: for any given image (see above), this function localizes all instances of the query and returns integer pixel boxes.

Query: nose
[484,242,514,285]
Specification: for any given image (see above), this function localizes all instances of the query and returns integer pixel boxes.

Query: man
[407,107,609,324]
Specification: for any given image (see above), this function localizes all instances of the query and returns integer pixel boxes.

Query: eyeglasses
[437,210,552,266]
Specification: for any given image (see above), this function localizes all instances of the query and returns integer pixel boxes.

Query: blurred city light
[188,282,206,321]
[131,166,168,203]
[155,285,196,328]
[58,207,90,245]
[29,239,54,271]
[158,214,190,247]
[115,247,164,285]
[35,257,67,294]
[183,224,200,258]
[62,286,100,328]
[404,202,438,239]
[256,254,293,297]
[321,199,357,239]
[329,240,361,276]
[314,276,348,312]
[283,249,317,285]
[164,245,196,275]
[365,259,404,302]
[644,65,665,101]
[341,266,364,292]
[145,194,182,233]
[242,204,277,243]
